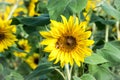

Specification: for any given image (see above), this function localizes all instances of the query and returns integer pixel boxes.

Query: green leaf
[25,63,55,80]
[68,0,88,13]
[80,74,96,80]
[101,2,120,20]
[98,41,120,65]
[73,74,96,80]
[36,1,48,13]
[93,66,116,80]
[17,62,31,76]
[5,71,24,80]
[12,14,50,26]
[47,0,71,20]
[88,65,100,75]
[0,64,3,72]
[85,53,108,65]
[114,0,120,11]
[107,40,120,50]
[0,64,4,80]
[73,76,81,80]
[90,13,116,26]
[89,65,120,80]
[11,14,50,34]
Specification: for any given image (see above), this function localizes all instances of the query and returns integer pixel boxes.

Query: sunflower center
[34,57,39,64]
[66,36,76,46]
[0,33,5,40]
[56,36,77,51]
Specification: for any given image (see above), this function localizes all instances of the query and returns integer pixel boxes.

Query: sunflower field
[0,0,120,80]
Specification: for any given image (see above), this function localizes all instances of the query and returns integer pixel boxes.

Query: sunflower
[0,6,17,33]
[0,19,17,52]
[28,0,39,17]
[17,39,31,53]
[0,6,10,21]
[13,7,27,17]
[25,53,40,69]
[13,51,27,58]
[13,39,31,57]
[4,0,16,4]
[40,15,94,67]
[85,0,101,11]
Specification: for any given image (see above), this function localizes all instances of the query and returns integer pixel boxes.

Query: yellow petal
[84,47,93,56]
[64,52,69,64]
[61,15,68,24]
[75,17,79,25]
[44,44,55,52]
[50,20,61,28]
[40,31,52,38]
[83,31,92,39]
[60,52,65,64]
[54,51,61,64]
[40,39,57,45]
[71,52,80,66]
[69,53,74,66]
[78,40,94,46]
[48,49,59,61]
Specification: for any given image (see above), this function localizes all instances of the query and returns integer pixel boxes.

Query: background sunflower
[25,53,40,69]
[0,20,17,52]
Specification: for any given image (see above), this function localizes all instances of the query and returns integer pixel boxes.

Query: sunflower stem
[74,64,78,76]
[105,25,109,42]
[55,68,66,80]
[116,21,120,40]
[7,0,20,20]
[65,64,71,80]
[91,23,96,39]
[90,23,96,49]
[70,65,73,76]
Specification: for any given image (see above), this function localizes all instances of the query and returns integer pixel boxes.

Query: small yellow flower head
[13,39,31,58]
[10,25,17,33]
[18,39,31,53]
[0,20,17,52]
[0,8,16,33]
[40,15,94,67]
[86,0,101,11]
[28,0,39,16]
[5,0,16,4]
[83,12,90,23]
[25,53,40,69]
[0,6,10,21]
[31,0,38,3]
[13,51,27,58]
[13,7,27,17]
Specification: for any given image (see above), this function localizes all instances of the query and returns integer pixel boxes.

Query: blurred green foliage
[0,0,120,80]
